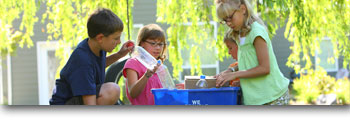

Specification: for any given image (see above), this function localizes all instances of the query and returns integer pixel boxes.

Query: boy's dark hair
[87,8,123,38]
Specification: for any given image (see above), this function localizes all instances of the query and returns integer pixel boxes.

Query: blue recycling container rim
[151,87,240,92]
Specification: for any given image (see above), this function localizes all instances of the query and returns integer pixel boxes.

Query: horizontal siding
[11,46,39,105]
[133,0,157,24]
[271,26,293,79]
[1,58,8,104]
[9,4,48,105]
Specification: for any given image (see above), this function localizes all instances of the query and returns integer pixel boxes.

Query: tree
[157,0,228,78]
[41,0,134,77]
[0,0,39,56]
[258,0,350,73]
[157,0,350,77]
[1,0,134,77]
[1,0,349,79]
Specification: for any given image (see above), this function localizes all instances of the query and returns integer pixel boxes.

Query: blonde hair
[215,0,265,41]
[136,24,167,61]
[224,30,237,44]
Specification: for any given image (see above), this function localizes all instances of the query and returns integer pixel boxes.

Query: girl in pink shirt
[122,24,168,105]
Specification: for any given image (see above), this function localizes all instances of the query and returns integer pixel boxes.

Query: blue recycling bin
[151,87,240,105]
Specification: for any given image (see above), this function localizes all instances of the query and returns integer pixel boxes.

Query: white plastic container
[157,60,176,89]
[131,46,158,70]
[130,46,175,89]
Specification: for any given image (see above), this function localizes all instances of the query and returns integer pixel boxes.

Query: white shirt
[239,37,246,45]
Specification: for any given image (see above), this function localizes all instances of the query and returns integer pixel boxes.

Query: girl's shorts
[264,90,290,105]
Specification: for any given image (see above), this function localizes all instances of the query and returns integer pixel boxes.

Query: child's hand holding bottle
[144,61,160,79]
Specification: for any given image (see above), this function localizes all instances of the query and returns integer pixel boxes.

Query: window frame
[36,41,66,105]
[315,37,339,72]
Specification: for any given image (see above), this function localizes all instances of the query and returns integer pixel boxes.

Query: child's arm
[216,36,270,86]
[126,64,160,99]
[106,41,134,67]
[82,95,97,105]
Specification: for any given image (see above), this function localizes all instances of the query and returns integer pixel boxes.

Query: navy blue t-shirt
[49,38,106,105]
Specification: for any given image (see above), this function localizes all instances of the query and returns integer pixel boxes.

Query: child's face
[225,40,238,60]
[222,5,246,32]
[140,38,165,59]
[100,31,122,52]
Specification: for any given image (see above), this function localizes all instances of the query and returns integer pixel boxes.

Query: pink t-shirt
[122,58,163,105]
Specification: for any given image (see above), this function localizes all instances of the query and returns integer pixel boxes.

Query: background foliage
[157,0,227,78]
[0,0,39,56]
[293,68,350,104]
[42,0,134,77]
[157,0,350,78]
[1,0,349,105]
[0,0,134,77]
[1,0,349,81]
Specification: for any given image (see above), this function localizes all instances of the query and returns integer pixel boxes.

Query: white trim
[315,37,339,72]
[213,22,220,75]
[133,24,144,28]
[0,58,3,104]
[7,53,12,105]
[182,64,219,69]
[36,41,59,105]
[178,21,219,82]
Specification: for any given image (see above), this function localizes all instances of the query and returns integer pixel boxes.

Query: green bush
[292,69,350,105]
[334,79,350,104]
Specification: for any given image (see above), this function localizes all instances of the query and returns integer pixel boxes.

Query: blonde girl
[215,0,289,105]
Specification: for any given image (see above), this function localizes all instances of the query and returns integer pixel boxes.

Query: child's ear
[95,33,104,43]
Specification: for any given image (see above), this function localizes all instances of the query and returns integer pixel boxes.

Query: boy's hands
[117,40,134,57]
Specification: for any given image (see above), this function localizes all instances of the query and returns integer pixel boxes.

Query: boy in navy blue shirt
[50,8,134,105]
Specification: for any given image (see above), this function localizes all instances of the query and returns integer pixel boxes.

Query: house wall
[5,4,48,105]
[271,26,294,79]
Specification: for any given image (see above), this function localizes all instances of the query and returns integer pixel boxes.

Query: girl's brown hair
[137,24,167,61]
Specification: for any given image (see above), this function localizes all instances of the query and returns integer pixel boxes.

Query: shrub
[292,69,350,105]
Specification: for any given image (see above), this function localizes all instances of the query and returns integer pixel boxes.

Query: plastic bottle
[196,75,208,89]
[156,60,176,89]
[130,46,175,89]
[130,46,158,70]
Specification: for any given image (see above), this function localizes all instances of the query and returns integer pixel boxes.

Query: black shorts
[65,84,102,105]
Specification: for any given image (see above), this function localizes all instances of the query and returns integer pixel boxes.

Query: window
[36,41,62,105]
[315,37,338,72]
[178,21,219,82]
